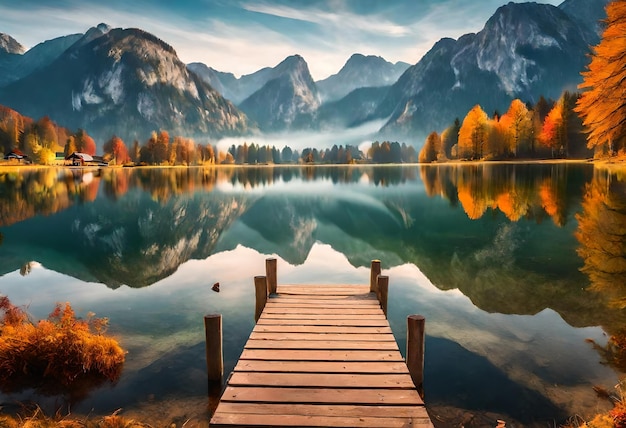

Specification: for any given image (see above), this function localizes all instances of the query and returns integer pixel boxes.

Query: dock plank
[233,360,411,374]
[228,372,416,388]
[245,339,399,350]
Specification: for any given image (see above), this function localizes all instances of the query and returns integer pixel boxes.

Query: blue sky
[1,0,561,80]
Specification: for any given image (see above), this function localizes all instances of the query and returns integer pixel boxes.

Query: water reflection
[576,169,626,332]
[1,163,625,424]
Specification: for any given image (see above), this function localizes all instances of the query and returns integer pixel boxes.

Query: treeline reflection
[0,164,593,227]
[419,163,588,226]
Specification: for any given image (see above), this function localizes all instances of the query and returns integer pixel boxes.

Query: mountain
[316,86,390,129]
[238,55,320,131]
[559,0,610,39]
[0,27,254,147]
[0,33,84,87]
[0,34,24,54]
[189,62,286,105]
[374,1,603,141]
[187,63,238,101]
[316,54,410,103]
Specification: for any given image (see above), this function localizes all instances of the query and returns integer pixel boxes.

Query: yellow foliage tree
[575,1,626,155]
[458,105,489,159]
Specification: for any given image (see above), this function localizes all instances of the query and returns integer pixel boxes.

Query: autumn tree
[458,105,489,159]
[576,0,626,156]
[103,136,130,165]
[155,130,169,164]
[540,100,565,157]
[419,132,441,163]
[501,99,532,156]
[74,129,96,155]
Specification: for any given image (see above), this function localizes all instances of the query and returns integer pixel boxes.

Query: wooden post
[254,275,268,322]
[266,258,277,295]
[204,314,223,383]
[407,314,425,394]
[370,260,381,293]
[377,275,389,318]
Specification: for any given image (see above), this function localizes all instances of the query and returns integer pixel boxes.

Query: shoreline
[1,157,624,174]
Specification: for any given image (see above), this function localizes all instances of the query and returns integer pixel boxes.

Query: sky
[0,0,562,81]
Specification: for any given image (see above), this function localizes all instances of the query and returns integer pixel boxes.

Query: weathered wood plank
[258,313,387,321]
[249,332,396,341]
[239,349,405,362]
[277,287,371,296]
[252,325,393,334]
[244,339,398,350]
[256,318,389,326]
[211,403,430,418]
[262,307,383,315]
[228,372,416,388]
[219,386,423,405]
[210,412,432,427]
[266,300,381,307]
[233,360,411,374]
[272,294,376,301]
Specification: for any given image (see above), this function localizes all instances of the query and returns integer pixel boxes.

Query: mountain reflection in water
[0,163,625,426]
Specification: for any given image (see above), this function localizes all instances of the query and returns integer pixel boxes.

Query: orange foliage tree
[419,132,441,163]
[103,135,130,165]
[576,0,626,155]
[540,100,565,156]
[74,128,97,155]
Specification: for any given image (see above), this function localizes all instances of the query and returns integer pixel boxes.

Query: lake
[0,163,625,426]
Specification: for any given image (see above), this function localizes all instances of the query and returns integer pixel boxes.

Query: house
[66,152,94,166]
[3,148,30,163]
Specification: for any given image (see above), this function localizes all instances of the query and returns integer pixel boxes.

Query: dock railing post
[254,275,268,322]
[266,258,277,295]
[370,260,381,293]
[204,314,223,383]
[377,275,389,318]
[407,314,426,396]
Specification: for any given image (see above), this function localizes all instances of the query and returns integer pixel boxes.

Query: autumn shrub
[0,296,125,392]
[0,407,152,428]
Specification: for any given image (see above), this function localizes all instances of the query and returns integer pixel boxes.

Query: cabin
[66,152,93,166]
[3,148,30,163]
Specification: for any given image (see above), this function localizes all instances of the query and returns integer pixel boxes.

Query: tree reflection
[419,164,575,225]
[576,169,626,310]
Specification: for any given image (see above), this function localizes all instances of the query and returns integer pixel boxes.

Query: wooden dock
[209,261,432,427]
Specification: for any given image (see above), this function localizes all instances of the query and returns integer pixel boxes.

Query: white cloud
[242,2,412,38]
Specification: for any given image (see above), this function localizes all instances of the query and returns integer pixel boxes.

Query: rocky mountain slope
[238,55,320,131]
[316,54,410,103]
[0,26,254,146]
[375,1,607,140]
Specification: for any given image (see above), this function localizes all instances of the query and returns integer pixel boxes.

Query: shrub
[0,296,125,392]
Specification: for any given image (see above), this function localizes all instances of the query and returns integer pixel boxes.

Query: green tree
[441,118,460,159]
[281,146,293,163]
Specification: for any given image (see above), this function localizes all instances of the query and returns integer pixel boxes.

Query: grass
[0,408,152,427]
[0,296,125,396]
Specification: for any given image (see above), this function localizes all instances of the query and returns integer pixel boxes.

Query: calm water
[0,164,625,426]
